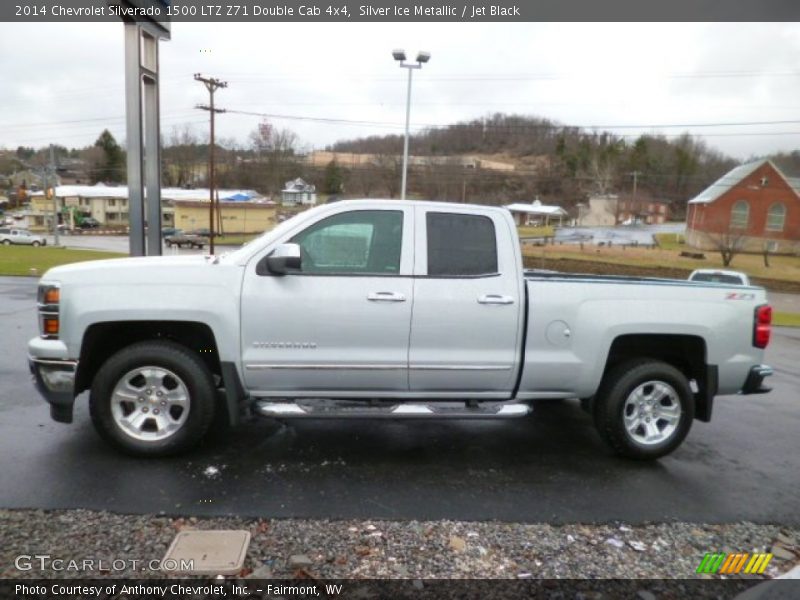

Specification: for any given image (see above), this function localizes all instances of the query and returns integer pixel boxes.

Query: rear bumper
[28,357,77,423]
[741,364,773,395]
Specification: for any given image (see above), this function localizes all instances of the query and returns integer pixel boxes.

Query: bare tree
[761,241,772,268]
[372,153,402,198]
[248,120,300,194]
[164,124,202,187]
[349,164,379,197]
[705,220,747,267]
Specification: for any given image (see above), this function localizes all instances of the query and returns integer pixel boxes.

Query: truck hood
[41,254,219,284]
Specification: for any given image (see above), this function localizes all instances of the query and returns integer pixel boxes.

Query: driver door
[240,207,414,395]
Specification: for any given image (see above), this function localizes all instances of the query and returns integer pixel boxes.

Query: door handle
[367,291,406,302]
[478,294,514,305]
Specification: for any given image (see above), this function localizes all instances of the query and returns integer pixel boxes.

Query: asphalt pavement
[44,234,242,254]
[0,275,798,524]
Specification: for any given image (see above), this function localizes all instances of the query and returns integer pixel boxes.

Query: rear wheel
[32,241,40,247]
[89,341,216,457]
[594,359,694,460]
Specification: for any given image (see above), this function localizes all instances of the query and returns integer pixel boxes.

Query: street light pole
[401,66,413,201]
[393,49,430,200]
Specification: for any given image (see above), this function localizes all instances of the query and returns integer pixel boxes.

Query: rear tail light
[753,304,772,349]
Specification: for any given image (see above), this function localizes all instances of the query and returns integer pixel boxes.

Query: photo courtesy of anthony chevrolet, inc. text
[0,0,799,598]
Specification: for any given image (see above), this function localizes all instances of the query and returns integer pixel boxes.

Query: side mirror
[262,243,302,275]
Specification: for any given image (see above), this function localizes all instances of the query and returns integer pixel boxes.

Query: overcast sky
[1,22,799,160]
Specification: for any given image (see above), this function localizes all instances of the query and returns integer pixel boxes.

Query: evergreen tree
[323,159,344,195]
[92,130,125,183]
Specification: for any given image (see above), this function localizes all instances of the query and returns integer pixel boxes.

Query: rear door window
[426,212,498,276]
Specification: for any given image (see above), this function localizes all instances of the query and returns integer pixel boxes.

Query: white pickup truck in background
[28,200,773,460]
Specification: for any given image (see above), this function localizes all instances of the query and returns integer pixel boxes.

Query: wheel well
[75,321,221,395]
[604,334,714,421]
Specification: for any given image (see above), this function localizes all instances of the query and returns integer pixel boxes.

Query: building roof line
[688,158,800,205]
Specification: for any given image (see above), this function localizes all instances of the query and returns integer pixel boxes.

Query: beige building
[27,184,271,233]
[173,201,277,234]
[577,194,619,227]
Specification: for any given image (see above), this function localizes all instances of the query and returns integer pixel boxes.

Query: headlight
[37,282,61,339]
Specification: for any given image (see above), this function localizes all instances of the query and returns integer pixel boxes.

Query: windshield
[691,273,744,285]
[220,212,308,263]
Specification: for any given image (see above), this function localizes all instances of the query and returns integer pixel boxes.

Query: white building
[281,178,317,207]
[577,194,619,227]
[505,199,568,227]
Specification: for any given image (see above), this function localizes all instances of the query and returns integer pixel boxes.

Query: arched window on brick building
[730,200,749,229]
[766,203,786,232]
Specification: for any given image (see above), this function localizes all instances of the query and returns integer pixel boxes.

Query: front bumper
[28,357,77,423]
[741,364,773,395]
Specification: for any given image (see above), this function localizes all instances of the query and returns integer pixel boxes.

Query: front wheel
[2,240,10,245]
[594,359,694,460]
[89,341,216,456]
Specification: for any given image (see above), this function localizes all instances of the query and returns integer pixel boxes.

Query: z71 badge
[725,292,756,301]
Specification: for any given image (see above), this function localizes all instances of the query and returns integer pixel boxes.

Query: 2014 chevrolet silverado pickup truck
[28,200,773,459]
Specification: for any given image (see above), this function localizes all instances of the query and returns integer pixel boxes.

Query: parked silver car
[0,228,47,246]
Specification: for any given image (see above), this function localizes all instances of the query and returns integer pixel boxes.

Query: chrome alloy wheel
[622,380,682,446]
[110,366,190,442]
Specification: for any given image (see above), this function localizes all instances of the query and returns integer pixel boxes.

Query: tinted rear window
[427,212,498,276]
[692,273,744,285]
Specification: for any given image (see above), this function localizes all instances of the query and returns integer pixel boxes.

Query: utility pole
[50,145,59,246]
[37,146,59,246]
[628,170,640,224]
[194,73,227,254]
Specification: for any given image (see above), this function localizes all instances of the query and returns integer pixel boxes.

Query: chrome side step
[254,400,531,420]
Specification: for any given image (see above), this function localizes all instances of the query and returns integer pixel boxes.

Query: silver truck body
[28,200,773,458]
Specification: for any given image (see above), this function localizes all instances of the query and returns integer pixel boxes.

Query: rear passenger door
[408,207,524,395]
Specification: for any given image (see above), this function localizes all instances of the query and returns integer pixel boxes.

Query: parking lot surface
[0,275,798,524]
[43,234,241,254]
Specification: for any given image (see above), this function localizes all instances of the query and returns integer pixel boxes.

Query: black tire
[89,341,216,457]
[593,358,694,460]
[32,241,40,247]
[2,239,10,245]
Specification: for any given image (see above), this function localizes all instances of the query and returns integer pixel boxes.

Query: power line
[221,69,800,82]
[224,108,800,139]
[0,110,200,131]
[225,108,800,132]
